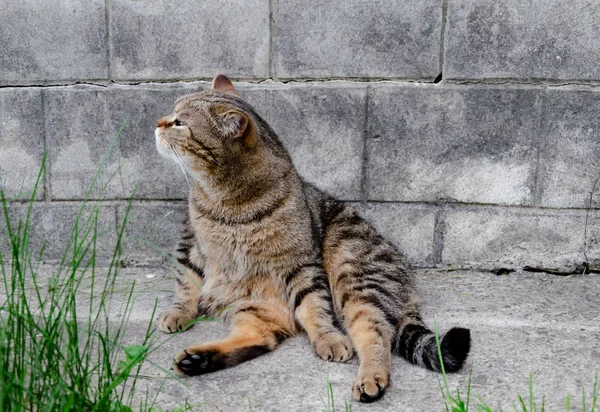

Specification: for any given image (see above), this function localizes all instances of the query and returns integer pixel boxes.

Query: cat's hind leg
[174,302,294,375]
[341,295,395,403]
[285,264,353,362]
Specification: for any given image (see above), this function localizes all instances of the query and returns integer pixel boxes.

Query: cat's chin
[155,128,171,159]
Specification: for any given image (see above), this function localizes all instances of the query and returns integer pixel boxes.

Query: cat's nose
[157,115,173,128]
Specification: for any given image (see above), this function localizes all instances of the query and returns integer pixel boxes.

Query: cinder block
[445,0,600,81]
[442,206,590,271]
[0,202,118,263]
[0,88,45,200]
[242,83,365,200]
[107,83,202,200]
[119,202,186,266]
[274,0,443,79]
[537,89,600,208]
[110,0,270,81]
[367,84,541,205]
[0,0,108,84]
[45,87,124,200]
[354,202,437,266]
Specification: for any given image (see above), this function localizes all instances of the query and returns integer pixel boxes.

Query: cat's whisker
[167,146,191,183]
[177,154,195,182]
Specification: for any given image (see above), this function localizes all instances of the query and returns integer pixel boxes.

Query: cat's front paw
[173,348,219,375]
[158,309,195,333]
[313,331,353,362]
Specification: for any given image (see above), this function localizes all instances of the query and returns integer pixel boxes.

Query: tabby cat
[155,74,471,402]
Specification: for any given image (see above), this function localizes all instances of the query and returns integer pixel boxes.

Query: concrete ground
[99,267,599,412]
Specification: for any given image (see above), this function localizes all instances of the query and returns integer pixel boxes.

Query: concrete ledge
[55,267,600,411]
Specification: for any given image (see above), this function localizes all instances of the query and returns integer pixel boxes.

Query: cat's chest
[195,218,301,281]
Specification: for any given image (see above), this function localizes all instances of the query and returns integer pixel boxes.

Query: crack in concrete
[432,208,446,265]
[360,85,371,204]
[105,0,113,81]
[447,78,600,89]
[40,89,51,202]
[4,77,600,91]
[438,0,449,79]
[523,265,600,276]
[268,0,276,79]
[583,168,600,270]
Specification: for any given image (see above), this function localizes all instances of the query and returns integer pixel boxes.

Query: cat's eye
[174,119,186,127]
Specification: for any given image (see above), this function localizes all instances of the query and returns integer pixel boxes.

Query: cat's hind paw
[352,371,388,403]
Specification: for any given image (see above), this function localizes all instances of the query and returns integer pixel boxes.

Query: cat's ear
[212,74,240,96]
[217,109,256,148]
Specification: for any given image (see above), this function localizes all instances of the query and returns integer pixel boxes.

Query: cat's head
[155,75,291,194]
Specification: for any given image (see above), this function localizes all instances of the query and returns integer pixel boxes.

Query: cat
[155,74,471,402]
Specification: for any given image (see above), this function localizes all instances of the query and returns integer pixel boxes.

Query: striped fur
[155,75,471,402]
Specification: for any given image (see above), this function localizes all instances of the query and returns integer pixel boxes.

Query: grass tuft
[321,372,352,412]
[0,124,187,411]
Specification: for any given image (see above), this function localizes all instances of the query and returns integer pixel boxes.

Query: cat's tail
[392,322,471,373]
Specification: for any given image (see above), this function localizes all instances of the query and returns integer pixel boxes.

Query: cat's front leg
[173,302,293,375]
[158,267,204,333]
[285,263,353,362]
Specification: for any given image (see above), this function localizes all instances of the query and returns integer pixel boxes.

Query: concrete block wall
[1,0,599,271]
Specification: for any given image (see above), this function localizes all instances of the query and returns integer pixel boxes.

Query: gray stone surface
[0,0,108,84]
[273,0,443,79]
[0,88,45,200]
[107,83,200,200]
[367,84,541,205]
[442,206,596,271]
[45,87,124,200]
[46,266,599,411]
[445,0,600,81]
[0,203,118,263]
[242,82,366,200]
[536,88,600,209]
[355,202,437,266]
[110,0,270,81]
[119,202,186,266]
